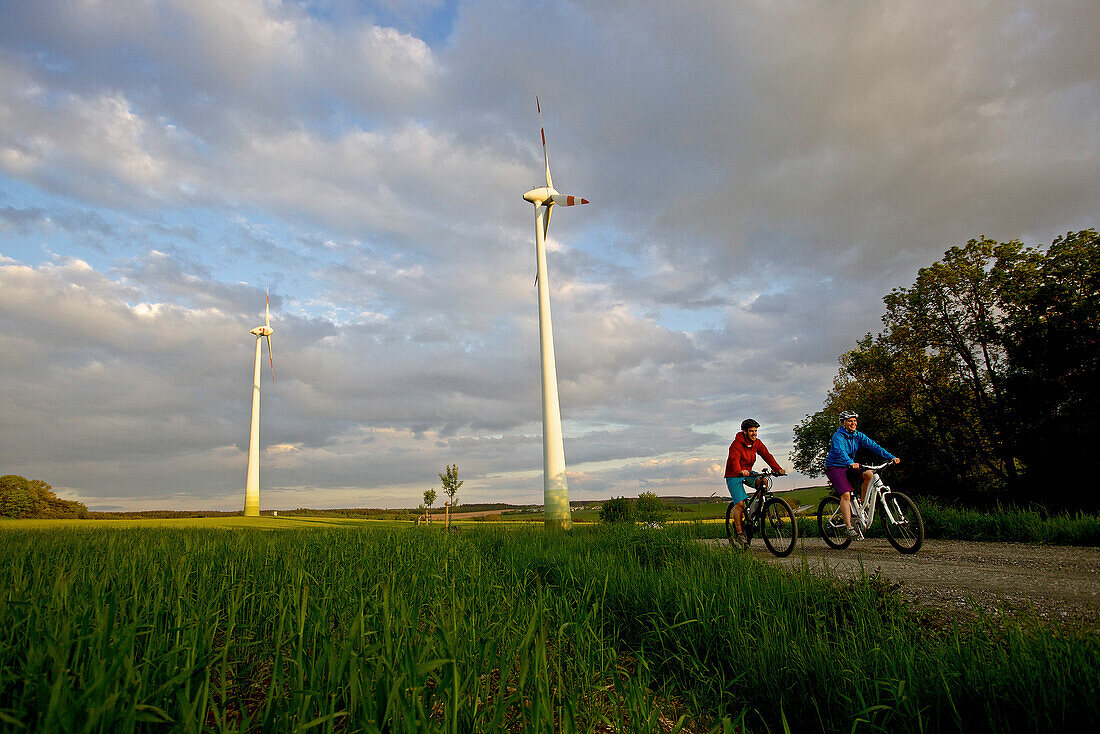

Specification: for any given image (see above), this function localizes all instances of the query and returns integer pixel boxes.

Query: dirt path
[706,537,1100,631]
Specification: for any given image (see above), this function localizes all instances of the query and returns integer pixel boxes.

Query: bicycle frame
[742,471,775,523]
[849,462,906,531]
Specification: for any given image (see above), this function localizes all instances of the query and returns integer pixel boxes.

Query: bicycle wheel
[881,491,924,554]
[761,497,797,557]
[818,495,851,550]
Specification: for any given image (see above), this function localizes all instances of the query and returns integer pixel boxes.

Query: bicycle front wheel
[761,497,797,557]
[817,495,851,550]
[881,491,924,554]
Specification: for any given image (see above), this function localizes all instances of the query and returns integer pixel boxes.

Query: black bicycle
[725,469,798,557]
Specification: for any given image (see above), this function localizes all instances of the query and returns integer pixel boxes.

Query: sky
[1,1,1097,512]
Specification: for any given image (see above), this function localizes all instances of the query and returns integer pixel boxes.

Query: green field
[510,487,833,524]
[1,522,1096,732]
[3,516,408,531]
[18,483,1099,549]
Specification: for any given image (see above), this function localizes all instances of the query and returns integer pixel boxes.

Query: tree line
[792,229,1099,511]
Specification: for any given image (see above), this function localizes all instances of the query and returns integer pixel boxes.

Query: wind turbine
[243,291,275,517]
[522,98,589,531]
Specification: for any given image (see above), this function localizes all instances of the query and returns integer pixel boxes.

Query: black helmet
[838,410,858,422]
[740,418,760,432]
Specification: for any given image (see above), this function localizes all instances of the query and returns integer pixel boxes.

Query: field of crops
[2,522,1097,732]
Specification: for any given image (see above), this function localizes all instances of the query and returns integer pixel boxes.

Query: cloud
[0,1,1096,510]
[0,251,739,508]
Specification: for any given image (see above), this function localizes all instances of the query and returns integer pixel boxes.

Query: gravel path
[705,537,1100,631]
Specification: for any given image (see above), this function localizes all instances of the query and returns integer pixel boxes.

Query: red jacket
[724,431,782,478]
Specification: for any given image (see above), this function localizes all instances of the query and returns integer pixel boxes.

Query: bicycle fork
[853,491,908,536]
[879,492,909,527]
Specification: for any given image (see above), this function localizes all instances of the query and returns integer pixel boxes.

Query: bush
[599,497,635,524]
[635,492,671,525]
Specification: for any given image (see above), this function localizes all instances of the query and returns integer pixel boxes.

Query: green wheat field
[1,522,1096,732]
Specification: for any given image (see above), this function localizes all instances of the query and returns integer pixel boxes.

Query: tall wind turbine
[243,291,275,517]
[522,98,589,531]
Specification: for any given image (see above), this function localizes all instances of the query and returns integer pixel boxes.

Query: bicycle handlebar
[861,461,894,471]
[743,468,787,493]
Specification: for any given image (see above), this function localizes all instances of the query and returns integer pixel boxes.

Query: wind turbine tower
[244,292,275,517]
[522,99,589,530]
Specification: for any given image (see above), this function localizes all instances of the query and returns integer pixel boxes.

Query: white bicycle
[817,462,925,554]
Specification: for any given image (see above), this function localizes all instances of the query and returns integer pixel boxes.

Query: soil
[707,537,1100,632]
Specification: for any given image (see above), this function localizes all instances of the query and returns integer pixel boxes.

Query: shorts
[725,476,748,504]
[825,466,865,495]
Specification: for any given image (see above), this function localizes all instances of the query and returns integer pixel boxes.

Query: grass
[1,523,1096,732]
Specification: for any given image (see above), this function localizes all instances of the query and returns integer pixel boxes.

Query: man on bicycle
[725,419,787,548]
[825,410,900,538]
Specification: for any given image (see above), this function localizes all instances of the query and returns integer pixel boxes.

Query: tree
[635,492,671,525]
[792,230,1100,510]
[439,464,462,509]
[999,230,1100,509]
[599,497,634,524]
[0,475,89,519]
[423,488,437,523]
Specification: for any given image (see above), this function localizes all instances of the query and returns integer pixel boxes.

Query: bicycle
[725,469,798,557]
[817,462,924,554]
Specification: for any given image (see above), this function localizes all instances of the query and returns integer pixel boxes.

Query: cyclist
[725,419,787,548]
[825,410,900,538]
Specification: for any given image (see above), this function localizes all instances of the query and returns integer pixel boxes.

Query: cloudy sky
[1,1,1097,511]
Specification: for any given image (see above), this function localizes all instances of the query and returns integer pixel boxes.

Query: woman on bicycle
[725,419,787,548]
[825,410,900,538]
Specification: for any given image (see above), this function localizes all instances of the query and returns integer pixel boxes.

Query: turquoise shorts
[725,476,748,504]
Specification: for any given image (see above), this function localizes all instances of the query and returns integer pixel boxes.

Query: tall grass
[1,524,1096,732]
[918,501,1100,545]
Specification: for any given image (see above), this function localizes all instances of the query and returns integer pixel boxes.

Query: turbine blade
[549,194,589,207]
[266,335,275,383]
[265,289,271,328]
[542,204,552,242]
[537,97,553,190]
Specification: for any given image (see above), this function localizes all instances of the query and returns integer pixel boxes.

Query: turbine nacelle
[523,186,556,206]
[523,186,589,208]
[250,326,273,337]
